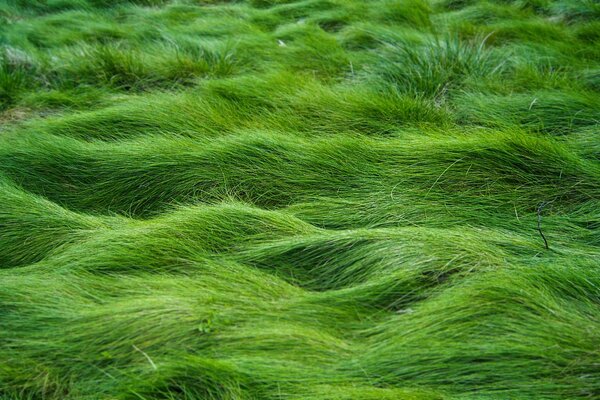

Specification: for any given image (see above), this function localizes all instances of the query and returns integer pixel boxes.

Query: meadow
[1,0,599,398]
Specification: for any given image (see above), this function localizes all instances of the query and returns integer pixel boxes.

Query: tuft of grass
[51,43,238,91]
[0,47,38,110]
[376,34,505,99]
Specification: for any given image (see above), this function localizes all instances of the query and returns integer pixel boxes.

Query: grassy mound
[1,0,599,399]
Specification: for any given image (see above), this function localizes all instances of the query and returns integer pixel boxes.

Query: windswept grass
[0,0,599,399]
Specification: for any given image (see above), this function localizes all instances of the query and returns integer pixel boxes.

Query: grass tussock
[1,0,599,399]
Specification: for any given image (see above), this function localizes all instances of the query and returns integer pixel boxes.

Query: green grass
[0,0,599,399]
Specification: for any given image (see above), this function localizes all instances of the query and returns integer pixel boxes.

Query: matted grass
[0,0,599,399]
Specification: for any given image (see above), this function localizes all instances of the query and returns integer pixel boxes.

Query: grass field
[1,0,599,398]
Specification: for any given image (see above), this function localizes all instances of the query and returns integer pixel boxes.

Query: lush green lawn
[1,0,599,398]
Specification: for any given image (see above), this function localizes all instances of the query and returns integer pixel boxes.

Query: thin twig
[537,202,549,250]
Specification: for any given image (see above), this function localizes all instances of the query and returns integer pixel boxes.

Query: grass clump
[376,34,504,99]
[0,47,38,110]
[0,0,599,399]
[53,43,237,91]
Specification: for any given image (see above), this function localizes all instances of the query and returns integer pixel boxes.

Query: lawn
[0,0,599,399]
